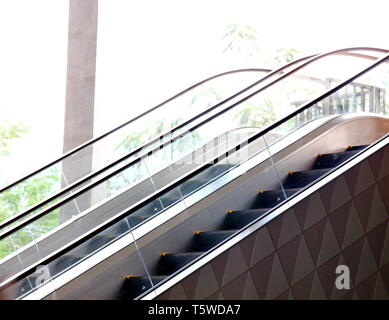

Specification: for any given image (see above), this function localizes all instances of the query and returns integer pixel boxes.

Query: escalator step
[254,188,300,208]
[17,275,38,297]
[130,199,163,218]
[283,169,330,189]
[192,230,237,252]
[48,254,83,276]
[117,275,166,300]
[223,208,269,230]
[159,165,235,208]
[72,234,116,256]
[160,196,180,208]
[180,179,205,196]
[192,164,234,183]
[157,252,204,275]
[346,145,368,151]
[103,219,130,236]
[127,214,153,228]
[160,187,182,208]
[312,150,359,169]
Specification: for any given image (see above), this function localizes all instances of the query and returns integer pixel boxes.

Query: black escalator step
[157,252,203,275]
[18,275,38,296]
[223,209,269,230]
[346,145,368,151]
[75,234,116,256]
[48,254,83,276]
[160,196,179,208]
[283,169,330,189]
[69,234,115,256]
[117,275,167,300]
[127,214,152,227]
[192,230,237,252]
[103,219,130,236]
[160,187,182,208]
[193,164,234,182]
[130,199,163,218]
[160,167,233,207]
[313,150,359,169]
[254,188,299,208]
[180,179,205,196]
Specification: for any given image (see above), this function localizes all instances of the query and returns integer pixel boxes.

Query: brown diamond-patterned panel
[319,176,352,213]
[377,175,389,213]
[294,192,327,231]
[329,201,365,249]
[344,160,376,197]
[249,226,275,267]
[366,221,387,267]
[376,145,389,180]
[367,146,384,180]
[267,208,301,249]
[156,145,389,300]
[193,264,220,299]
[220,271,248,300]
[291,272,315,299]
[277,235,315,285]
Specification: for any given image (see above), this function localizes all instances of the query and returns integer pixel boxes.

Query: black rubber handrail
[0,49,388,295]
[1,49,388,293]
[0,68,272,194]
[0,47,387,237]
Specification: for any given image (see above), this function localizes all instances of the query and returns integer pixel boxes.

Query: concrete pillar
[61,0,98,221]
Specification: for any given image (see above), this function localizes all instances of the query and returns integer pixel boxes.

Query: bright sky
[0,0,388,183]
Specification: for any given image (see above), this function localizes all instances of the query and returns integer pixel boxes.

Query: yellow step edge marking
[227,209,235,214]
[194,230,204,235]
[348,145,353,149]
[160,252,170,256]
[258,190,265,194]
[288,171,294,174]
[318,153,323,157]
[123,275,138,279]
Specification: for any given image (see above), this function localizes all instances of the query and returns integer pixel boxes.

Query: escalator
[0,47,388,300]
[118,143,372,299]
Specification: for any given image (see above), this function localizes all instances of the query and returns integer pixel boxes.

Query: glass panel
[1,51,384,265]
[0,69,270,220]
[119,56,389,298]
[2,48,385,224]
[124,136,289,299]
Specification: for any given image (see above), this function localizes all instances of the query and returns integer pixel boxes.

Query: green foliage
[0,167,61,259]
[0,123,28,157]
[189,86,222,108]
[273,48,303,66]
[234,99,277,129]
[0,123,61,259]
[0,167,61,221]
[222,22,261,57]
[110,115,202,195]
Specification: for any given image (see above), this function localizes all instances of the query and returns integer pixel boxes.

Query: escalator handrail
[0,49,388,292]
[0,47,384,199]
[0,47,387,236]
[0,68,272,194]
[0,60,312,230]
